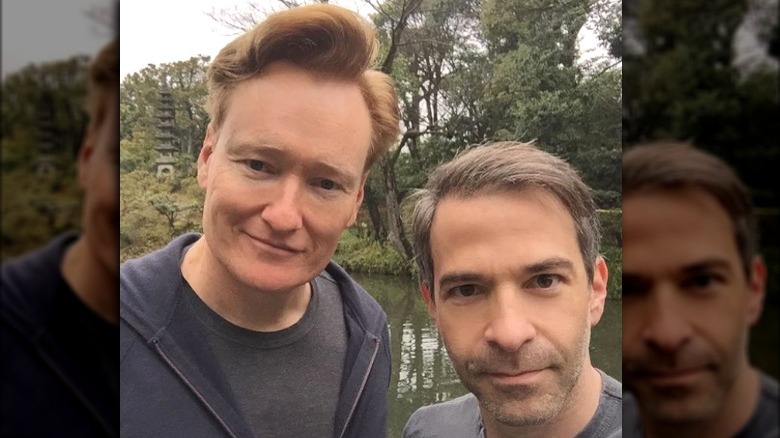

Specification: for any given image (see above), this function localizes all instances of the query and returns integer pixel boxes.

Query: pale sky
[120,0,608,82]
[2,0,113,78]
[120,0,371,81]
[120,0,244,81]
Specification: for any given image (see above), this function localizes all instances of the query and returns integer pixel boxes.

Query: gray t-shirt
[184,271,347,438]
[623,372,779,438]
[403,369,622,437]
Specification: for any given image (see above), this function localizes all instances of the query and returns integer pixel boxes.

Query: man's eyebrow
[438,272,489,290]
[679,258,734,275]
[525,257,575,275]
[623,259,734,282]
[227,140,286,157]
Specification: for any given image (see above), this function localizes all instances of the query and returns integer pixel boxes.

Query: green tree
[623,0,779,206]
[123,0,623,268]
[120,56,210,159]
[1,56,90,260]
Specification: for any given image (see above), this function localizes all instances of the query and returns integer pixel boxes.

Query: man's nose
[260,177,304,232]
[483,287,536,353]
[641,287,694,353]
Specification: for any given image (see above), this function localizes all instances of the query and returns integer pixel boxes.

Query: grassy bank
[333,229,414,277]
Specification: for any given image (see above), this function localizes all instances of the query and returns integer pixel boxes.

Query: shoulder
[120,233,199,291]
[403,393,482,438]
[120,234,199,338]
[323,261,387,331]
[578,370,623,438]
[1,233,78,329]
[759,371,779,403]
[621,390,643,438]
[741,371,779,437]
[599,370,623,403]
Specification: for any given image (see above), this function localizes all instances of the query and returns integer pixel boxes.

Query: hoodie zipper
[338,337,381,438]
[153,339,239,438]
[36,347,116,437]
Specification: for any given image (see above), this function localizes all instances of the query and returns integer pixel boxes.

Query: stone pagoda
[35,89,61,178]
[154,86,178,177]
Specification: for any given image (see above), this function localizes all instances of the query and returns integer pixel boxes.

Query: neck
[482,365,603,438]
[60,237,118,324]
[643,362,760,438]
[181,238,311,332]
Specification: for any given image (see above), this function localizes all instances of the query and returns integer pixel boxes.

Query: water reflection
[350,272,623,438]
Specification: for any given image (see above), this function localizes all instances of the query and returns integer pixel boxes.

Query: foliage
[602,245,622,299]
[598,209,622,299]
[120,0,623,273]
[120,56,210,159]
[1,56,90,260]
[120,162,202,263]
[364,0,622,262]
[119,57,211,262]
[598,208,622,248]
[334,229,413,276]
[623,0,779,207]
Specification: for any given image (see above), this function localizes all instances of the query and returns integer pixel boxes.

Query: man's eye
[320,179,336,190]
[529,274,560,289]
[247,160,265,171]
[683,273,721,290]
[450,285,478,298]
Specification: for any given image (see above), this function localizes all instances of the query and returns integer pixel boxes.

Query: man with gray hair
[622,141,778,437]
[403,141,621,438]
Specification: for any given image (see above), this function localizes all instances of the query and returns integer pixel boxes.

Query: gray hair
[623,141,759,278]
[409,141,602,294]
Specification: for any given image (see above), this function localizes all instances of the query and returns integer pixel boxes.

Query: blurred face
[423,189,607,427]
[622,187,764,426]
[79,90,119,275]
[197,62,371,293]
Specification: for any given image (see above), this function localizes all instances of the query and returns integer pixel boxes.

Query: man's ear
[589,256,608,327]
[197,123,219,189]
[421,282,437,320]
[746,255,767,325]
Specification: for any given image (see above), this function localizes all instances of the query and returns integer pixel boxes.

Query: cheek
[305,199,360,237]
[621,310,641,354]
[206,176,257,217]
[88,166,118,210]
[436,313,482,358]
[535,301,590,351]
[697,307,747,357]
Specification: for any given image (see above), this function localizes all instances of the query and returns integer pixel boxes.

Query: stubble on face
[624,343,737,426]
[448,323,591,427]
[621,188,759,431]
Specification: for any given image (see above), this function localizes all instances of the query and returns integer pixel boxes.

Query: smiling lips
[245,233,303,254]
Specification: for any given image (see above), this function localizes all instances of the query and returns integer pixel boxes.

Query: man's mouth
[636,367,709,386]
[245,233,302,254]
[483,368,546,385]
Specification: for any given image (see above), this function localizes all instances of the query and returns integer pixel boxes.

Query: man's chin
[464,376,562,426]
[633,384,721,425]
[475,386,562,427]
[236,265,314,294]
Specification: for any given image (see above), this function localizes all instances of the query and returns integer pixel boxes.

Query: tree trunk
[367,201,385,241]
[382,154,414,261]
